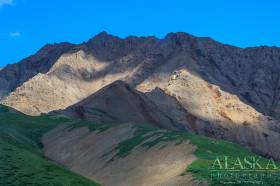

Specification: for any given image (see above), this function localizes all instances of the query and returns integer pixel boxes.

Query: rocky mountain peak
[86,32,158,60]
[165,32,195,40]
[87,31,119,44]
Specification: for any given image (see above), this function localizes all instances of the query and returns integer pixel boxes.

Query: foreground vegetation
[110,124,280,185]
[0,105,100,186]
[1,105,280,185]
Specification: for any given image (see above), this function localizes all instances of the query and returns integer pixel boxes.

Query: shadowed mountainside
[60,80,192,131]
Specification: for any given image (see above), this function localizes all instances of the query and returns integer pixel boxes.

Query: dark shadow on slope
[55,80,185,131]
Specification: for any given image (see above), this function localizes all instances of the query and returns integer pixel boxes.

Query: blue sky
[1,0,280,67]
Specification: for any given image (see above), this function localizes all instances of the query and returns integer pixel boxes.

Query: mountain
[2,32,280,163]
[2,32,280,118]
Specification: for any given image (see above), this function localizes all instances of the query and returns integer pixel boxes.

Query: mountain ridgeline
[2,32,280,118]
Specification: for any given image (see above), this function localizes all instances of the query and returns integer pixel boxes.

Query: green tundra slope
[102,124,280,185]
[0,105,100,186]
[1,104,280,185]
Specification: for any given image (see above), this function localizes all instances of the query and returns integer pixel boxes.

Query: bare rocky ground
[42,123,206,186]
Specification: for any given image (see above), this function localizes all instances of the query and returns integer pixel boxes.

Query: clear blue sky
[1,0,280,67]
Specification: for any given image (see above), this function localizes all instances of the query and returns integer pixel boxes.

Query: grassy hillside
[186,134,280,186]
[0,105,100,186]
[106,124,280,185]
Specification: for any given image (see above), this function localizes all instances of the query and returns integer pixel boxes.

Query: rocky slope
[2,50,108,114]
[0,42,75,100]
[42,123,200,186]
[142,69,280,159]
[42,119,280,186]
[60,80,184,130]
